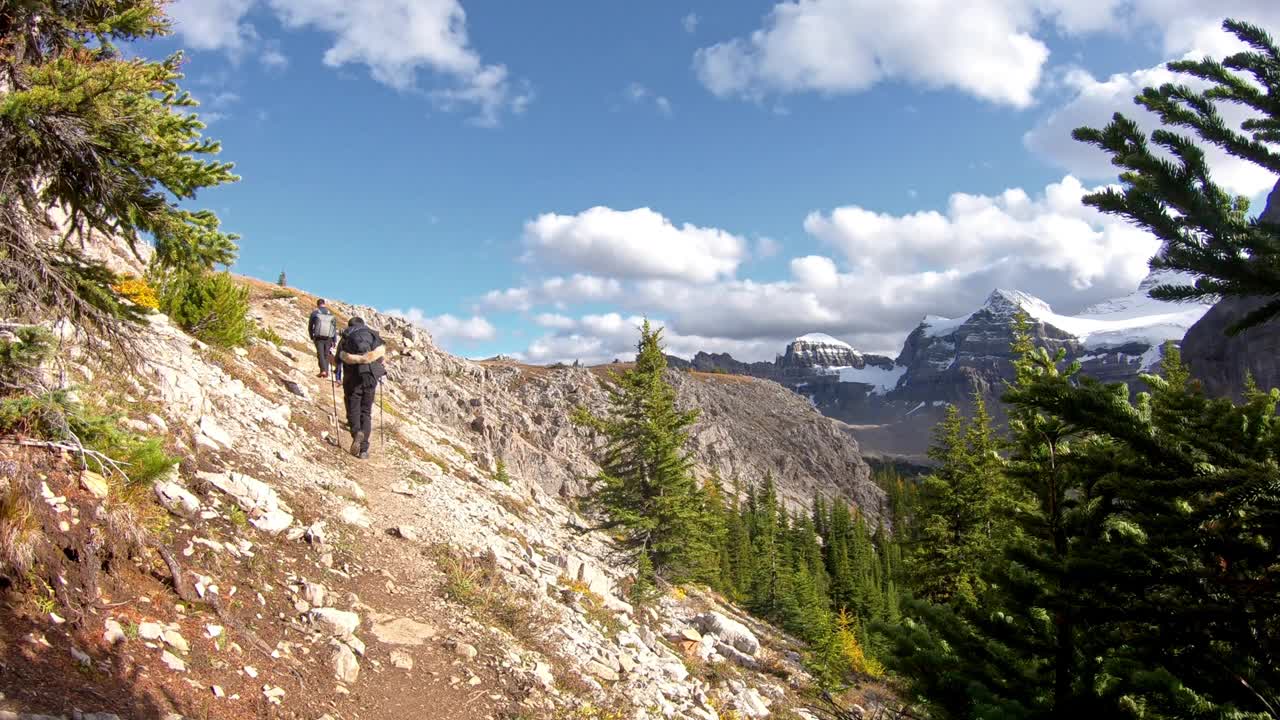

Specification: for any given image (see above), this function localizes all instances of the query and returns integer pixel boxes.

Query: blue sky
[156,0,1280,362]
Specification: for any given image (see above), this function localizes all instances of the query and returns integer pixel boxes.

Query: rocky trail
[0,276,893,719]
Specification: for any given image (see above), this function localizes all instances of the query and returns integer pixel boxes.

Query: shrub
[151,268,253,348]
[0,326,53,388]
[256,324,284,346]
[494,459,511,485]
[0,389,175,488]
[112,277,159,311]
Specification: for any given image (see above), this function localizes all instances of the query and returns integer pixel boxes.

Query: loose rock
[370,617,436,646]
[332,644,360,685]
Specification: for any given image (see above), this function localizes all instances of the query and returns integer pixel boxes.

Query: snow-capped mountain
[672,273,1216,460]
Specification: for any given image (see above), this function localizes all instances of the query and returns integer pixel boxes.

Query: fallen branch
[1,437,132,478]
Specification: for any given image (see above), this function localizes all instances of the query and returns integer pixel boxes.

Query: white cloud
[755,236,781,258]
[516,313,785,366]
[500,176,1165,357]
[479,274,623,312]
[522,207,747,284]
[693,0,1050,107]
[388,308,496,343]
[167,0,258,53]
[682,12,699,34]
[261,46,289,70]
[625,83,674,117]
[534,313,577,330]
[168,0,529,126]
[1026,53,1279,199]
[690,0,1280,107]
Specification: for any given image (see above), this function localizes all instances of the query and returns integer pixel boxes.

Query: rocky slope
[1182,179,1280,399]
[0,278,889,720]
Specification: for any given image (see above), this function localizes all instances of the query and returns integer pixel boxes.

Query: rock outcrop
[1182,179,1280,399]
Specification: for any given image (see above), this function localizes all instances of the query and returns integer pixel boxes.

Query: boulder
[339,505,371,528]
[199,471,294,534]
[692,612,759,655]
[154,479,200,518]
[332,643,360,684]
[310,607,361,638]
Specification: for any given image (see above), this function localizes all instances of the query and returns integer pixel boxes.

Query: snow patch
[919,280,1212,355]
[793,333,855,350]
[835,363,907,395]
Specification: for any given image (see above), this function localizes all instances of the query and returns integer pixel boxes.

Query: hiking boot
[349,431,365,457]
[318,371,328,378]
[358,450,369,459]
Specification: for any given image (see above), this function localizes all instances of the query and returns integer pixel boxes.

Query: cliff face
[1181,179,1280,399]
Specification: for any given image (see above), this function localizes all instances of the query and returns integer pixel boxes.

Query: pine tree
[748,474,786,617]
[693,473,731,589]
[725,475,752,599]
[884,321,1280,719]
[1072,19,1280,333]
[1,1,239,337]
[573,320,707,593]
[908,392,1012,607]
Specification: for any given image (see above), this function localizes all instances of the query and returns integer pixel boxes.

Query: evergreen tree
[724,475,753,599]
[885,322,1280,719]
[908,392,1012,607]
[692,473,731,589]
[1,1,239,336]
[573,320,707,594]
[1073,19,1280,333]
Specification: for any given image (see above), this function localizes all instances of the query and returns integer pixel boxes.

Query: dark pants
[314,338,333,373]
[343,372,377,452]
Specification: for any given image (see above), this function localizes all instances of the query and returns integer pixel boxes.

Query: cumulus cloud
[682,12,699,34]
[534,313,577,330]
[167,0,529,125]
[690,0,1280,107]
[693,0,1050,107]
[500,176,1165,359]
[387,308,496,344]
[167,0,258,54]
[479,274,623,312]
[755,236,781,258]
[1026,59,1279,199]
[522,207,747,284]
[517,313,785,366]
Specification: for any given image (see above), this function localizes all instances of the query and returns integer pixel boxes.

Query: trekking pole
[329,373,339,451]
[379,379,385,449]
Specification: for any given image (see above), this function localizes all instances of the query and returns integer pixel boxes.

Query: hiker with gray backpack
[308,299,337,378]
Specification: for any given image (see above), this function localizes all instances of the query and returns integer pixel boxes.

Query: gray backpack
[313,310,336,339]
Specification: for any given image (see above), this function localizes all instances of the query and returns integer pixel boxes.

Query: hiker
[334,317,386,458]
[308,299,338,378]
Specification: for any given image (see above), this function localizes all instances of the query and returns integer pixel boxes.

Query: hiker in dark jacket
[308,299,338,378]
[334,317,386,458]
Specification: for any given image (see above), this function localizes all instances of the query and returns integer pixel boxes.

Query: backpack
[342,325,387,379]
[313,310,336,339]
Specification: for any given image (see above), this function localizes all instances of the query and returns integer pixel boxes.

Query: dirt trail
[295,369,529,720]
